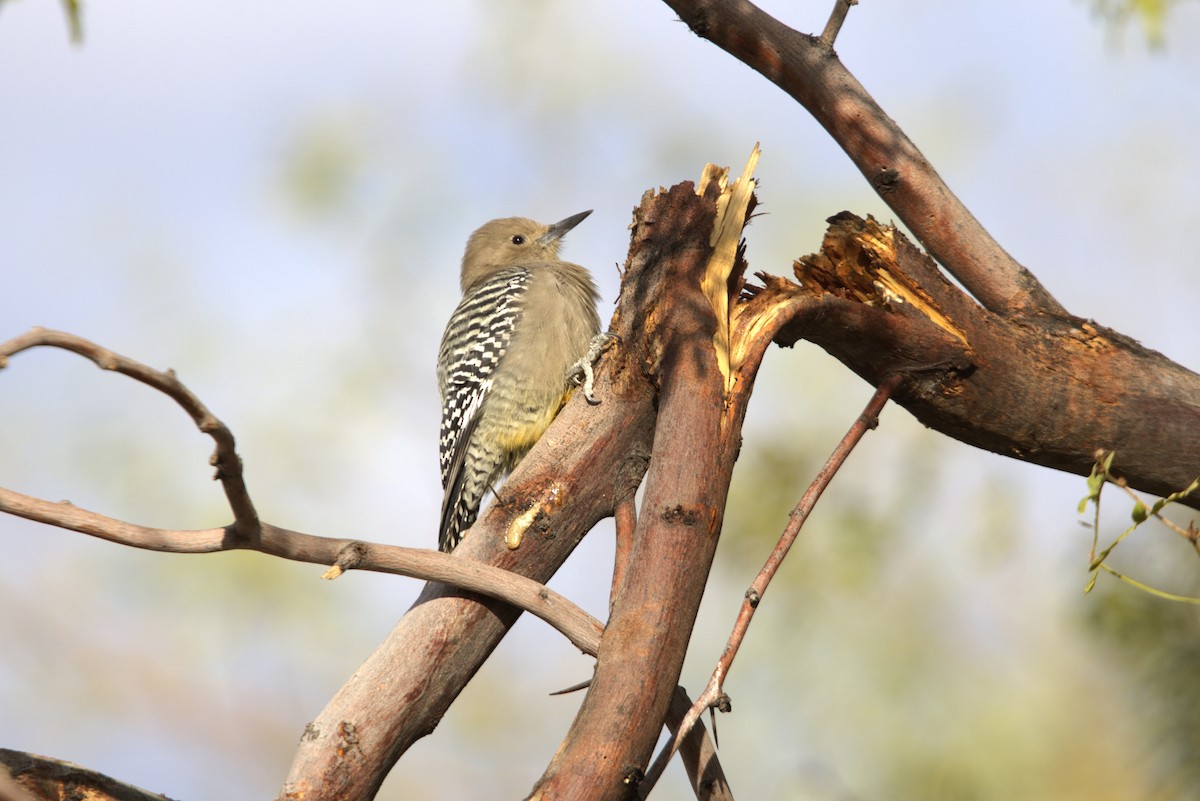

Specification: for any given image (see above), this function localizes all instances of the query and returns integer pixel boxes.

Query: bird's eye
[511,235,526,245]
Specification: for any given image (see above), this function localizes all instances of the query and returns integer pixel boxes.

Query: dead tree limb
[276,191,661,795]
[528,154,767,800]
[0,297,729,799]
[773,214,1200,507]
[0,751,170,801]
[0,483,608,653]
[661,0,1066,318]
[657,0,1199,504]
[642,372,902,794]
[284,152,766,800]
[0,328,260,537]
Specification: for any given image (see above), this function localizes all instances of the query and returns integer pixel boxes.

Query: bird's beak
[539,209,593,245]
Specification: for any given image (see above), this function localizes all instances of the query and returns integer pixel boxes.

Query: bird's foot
[567,331,618,405]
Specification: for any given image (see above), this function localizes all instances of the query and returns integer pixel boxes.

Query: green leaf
[1090,543,1115,571]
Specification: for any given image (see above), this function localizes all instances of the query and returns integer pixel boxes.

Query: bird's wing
[438,380,486,550]
[436,267,530,548]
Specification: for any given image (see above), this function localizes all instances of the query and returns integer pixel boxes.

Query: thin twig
[819,0,857,48]
[663,686,734,801]
[1086,451,1200,568]
[0,328,260,541]
[641,373,902,792]
[0,485,604,655]
[1111,473,1200,551]
[0,329,605,655]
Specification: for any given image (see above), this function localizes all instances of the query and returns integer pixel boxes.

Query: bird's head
[460,210,592,292]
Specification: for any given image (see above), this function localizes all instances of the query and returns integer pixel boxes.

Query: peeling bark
[0,750,174,801]
[767,214,1200,506]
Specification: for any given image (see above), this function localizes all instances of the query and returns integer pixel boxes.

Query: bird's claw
[568,331,617,405]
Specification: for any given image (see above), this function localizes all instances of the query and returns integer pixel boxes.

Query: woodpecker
[436,210,601,553]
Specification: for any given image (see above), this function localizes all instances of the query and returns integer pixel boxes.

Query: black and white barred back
[436,267,531,551]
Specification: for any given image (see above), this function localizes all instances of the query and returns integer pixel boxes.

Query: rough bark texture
[532,182,735,799]
[770,214,1200,507]
[0,750,176,801]
[661,0,1065,318]
[657,0,1200,504]
[667,686,732,801]
[279,373,655,797]
[282,174,765,799]
[279,183,731,798]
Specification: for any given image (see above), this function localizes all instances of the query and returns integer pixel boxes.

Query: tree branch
[660,0,1067,318]
[643,373,901,794]
[0,328,260,541]
[279,253,659,796]
[530,151,766,801]
[819,0,856,48]
[666,687,733,801]
[0,750,170,801]
[771,213,1200,509]
[611,495,636,611]
[656,0,1199,502]
[0,485,605,655]
[0,332,610,655]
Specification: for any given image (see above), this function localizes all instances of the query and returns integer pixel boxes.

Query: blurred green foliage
[0,0,83,41]
[1087,0,1196,47]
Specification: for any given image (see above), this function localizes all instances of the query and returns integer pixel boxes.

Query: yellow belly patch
[493,391,572,454]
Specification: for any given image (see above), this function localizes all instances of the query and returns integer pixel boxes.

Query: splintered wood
[794,212,969,346]
[698,143,760,394]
